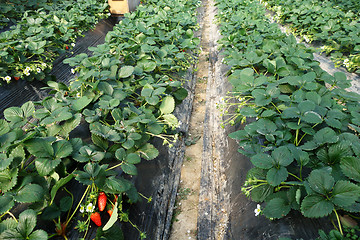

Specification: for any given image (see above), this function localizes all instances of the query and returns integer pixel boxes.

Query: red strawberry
[90,212,102,226]
[98,192,107,212]
[14,76,19,81]
[65,45,69,50]
[107,209,113,217]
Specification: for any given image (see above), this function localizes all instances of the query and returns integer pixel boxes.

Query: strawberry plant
[0,0,55,29]
[260,0,360,73]
[217,0,360,237]
[0,0,109,84]
[0,0,200,238]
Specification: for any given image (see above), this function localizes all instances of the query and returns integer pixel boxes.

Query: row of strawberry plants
[0,0,200,239]
[0,0,57,29]
[320,0,360,14]
[260,0,360,74]
[216,0,360,237]
[0,0,109,85]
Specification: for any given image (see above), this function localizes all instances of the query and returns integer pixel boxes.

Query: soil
[168,0,213,239]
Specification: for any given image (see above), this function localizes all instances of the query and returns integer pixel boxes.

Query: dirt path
[168,0,214,239]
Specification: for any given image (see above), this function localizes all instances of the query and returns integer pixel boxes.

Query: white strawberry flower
[343,59,350,68]
[303,35,310,43]
[71,68,75,74]
[37,68,41,73]
[4,76,11,82]
[25,67,31,71]
[254,204,261,216]
[86,203,95,213]
[71,43,75,47]
[79,205,85,213]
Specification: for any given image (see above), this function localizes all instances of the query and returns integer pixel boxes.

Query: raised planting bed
[0,0,201,239]
[198,0,360,239]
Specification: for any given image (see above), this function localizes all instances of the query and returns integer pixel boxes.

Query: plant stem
[64,187,74,221]
[271,102,281,114]
[65,185,90,226]
[288,172,302,181]
[6,211,18,223]
[106,162,123,171]
[333,209,343,235]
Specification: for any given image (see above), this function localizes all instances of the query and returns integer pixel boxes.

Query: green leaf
[0,119,10,135]
[103,202,118,231]
[109,65,118,79]
[160,96,175,114]
[4,107,23,122]
[162,114,179,129]
[307,169,334,195]
[104,176,132,193]
[302,111,323,124]
[15,184,44,203]
[147,122,163,135]
[53,140,73,159]
[96,224,124,240]
[143,61,157,72]
[21,101,34,118]
[60,196,72,212]
[51,107,73,122]
[25,138,54,158]
[0,228,23,239]
[138,143,159,160]
[173,88,188,101]
[0,218,17,234]
[126,153,141,164]
[41,205,61,221]
[301,194,333,218]
[263,198,291,219]
[266,167,288,186]
[122,138,134,149]
[298,100,315,113]
[141,87,153,98]
[314,127,338,144]
[92,134,109,151]
[118,66,134,78]
[71,96,93,111]
[0,168,18,192]
[115,148,126,161]
[50,174,74,204]
[250,153,274,169]
[35,157,61,176]
[272,146,293,166]
[331,181,360,207]
[98,82,114,96]
[340,157,360,182]
[28,230,47,240]
[121,163,137,175]
[0,154,13,171]
[0,195,15,215]
[17,209,37,237]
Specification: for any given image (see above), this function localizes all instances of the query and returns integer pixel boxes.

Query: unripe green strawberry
[98,192,107,211]
[90,212,102,226]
